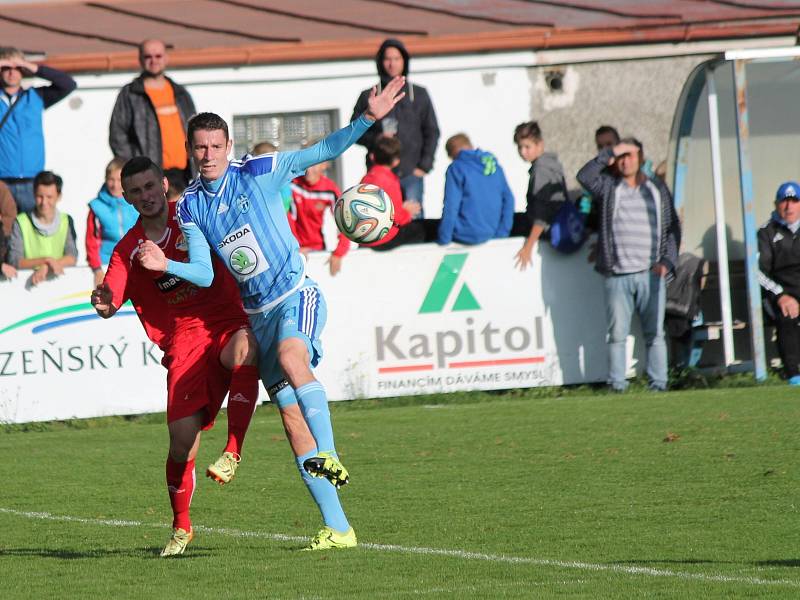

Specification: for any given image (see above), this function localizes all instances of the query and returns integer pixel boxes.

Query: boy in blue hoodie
[437,133,514,245]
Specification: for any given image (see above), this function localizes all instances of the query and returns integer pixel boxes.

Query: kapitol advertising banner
[2,240,619,423]
[308,239,612,400]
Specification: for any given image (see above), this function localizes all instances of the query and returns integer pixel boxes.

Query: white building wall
[40,51,538,265]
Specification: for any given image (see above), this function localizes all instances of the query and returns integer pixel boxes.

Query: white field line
[1,507,797,589]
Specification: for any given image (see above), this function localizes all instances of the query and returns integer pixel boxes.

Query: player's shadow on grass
[756,559,800,567]
[0,547,135,559]
[0,546,212,559]
[610,559,726,565]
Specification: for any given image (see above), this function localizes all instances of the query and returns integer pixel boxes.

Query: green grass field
[2,385,799,598]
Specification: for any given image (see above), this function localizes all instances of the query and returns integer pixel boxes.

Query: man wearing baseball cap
[758,181,800,384]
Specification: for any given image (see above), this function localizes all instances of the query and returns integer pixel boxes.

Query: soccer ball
[333,184,395,244]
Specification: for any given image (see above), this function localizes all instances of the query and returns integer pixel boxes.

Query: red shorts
[163,319,248,430]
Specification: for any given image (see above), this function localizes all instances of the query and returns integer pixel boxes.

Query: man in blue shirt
[0,47,76,214]
[138,76,406,551]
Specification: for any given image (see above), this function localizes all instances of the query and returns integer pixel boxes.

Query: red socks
[164,366,257,530]
[165,456,195,531]
[224,365,259,456]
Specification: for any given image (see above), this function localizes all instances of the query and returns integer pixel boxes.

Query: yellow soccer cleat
[302,451,350,489]
[206,451,241,485]
[302,526,357,551]
[160,527,194,557]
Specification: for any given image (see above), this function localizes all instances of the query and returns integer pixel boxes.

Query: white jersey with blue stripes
[176,115,373,312]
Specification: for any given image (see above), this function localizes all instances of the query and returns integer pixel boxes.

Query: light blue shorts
[248,280,327,396]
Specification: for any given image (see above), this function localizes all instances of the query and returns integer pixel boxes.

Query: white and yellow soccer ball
[333,184,395,244]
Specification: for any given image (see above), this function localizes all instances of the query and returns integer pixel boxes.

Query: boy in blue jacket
[437,133,514,245]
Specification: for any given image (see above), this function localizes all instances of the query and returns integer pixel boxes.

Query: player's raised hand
[365,76,406,122]
[137,240,168,272]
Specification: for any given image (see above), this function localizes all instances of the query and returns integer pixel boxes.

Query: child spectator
[166,168,188,203]
[289,155,350,276]
[8,171,77,286]
[0,180,17,279]
[85,158,138,286]
[513,121,569,270]
[361,136,425,250]
[437,133,514,245]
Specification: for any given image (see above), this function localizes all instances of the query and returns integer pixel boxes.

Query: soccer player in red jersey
[289,159,350,276]
[90,157,267,556]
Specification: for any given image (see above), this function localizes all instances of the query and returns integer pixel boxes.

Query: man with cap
[758,181,800,384]
[350,39,440,219]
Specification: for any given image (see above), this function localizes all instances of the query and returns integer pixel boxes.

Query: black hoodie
[350,39,440,178]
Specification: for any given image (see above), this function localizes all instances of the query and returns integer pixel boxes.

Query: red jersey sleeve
[332,231,351,257]
[103,245,131,310]
[362,168,411,226]
[85,209,103,270]
[327,179,351,257]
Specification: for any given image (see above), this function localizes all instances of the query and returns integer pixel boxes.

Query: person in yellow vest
[8,171,77,286]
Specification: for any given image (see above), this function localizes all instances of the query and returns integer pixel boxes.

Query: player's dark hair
[165,169,186,199]
[120,156,164,182]
[371,136,401,166]
[513,121,542,144]
[595,125,620,143]
[187,112,229,142]
[33,171,63,194]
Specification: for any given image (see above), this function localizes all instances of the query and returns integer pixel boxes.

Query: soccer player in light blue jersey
[138,76,407,550]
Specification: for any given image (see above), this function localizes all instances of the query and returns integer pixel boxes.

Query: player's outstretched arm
[162,225,214,287]
[287,76,407,174]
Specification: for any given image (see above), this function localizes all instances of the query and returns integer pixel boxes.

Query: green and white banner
[0,271,165,423]
[1,239,615,423]
[308,238,612,400]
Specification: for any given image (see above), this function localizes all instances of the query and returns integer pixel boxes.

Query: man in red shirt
[361,136,425,250]
[90,157,266,557]
[289,160,350,275]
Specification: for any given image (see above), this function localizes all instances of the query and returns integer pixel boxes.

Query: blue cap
[776,181,800,202]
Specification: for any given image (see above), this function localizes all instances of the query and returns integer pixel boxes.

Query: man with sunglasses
[0,47,76,215]
[109,39,197,187]
[758,182,800,384]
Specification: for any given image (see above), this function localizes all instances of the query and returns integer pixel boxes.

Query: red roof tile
[1,0,798,72]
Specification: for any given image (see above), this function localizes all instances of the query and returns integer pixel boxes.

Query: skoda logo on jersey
[237,194,251,214]
[229,246,258,275]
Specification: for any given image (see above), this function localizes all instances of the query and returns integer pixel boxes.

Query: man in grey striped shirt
[578,138,680,392]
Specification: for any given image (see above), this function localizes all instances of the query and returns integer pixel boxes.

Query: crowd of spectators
[20,35,782,390]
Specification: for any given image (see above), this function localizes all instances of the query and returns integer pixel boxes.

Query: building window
[232,109,341,186]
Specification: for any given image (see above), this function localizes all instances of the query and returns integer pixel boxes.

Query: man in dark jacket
[351,38,439,218]
[577,138,681,392]
[109,40,196,184]
[0,46,76,215]
[758,181,800,384]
